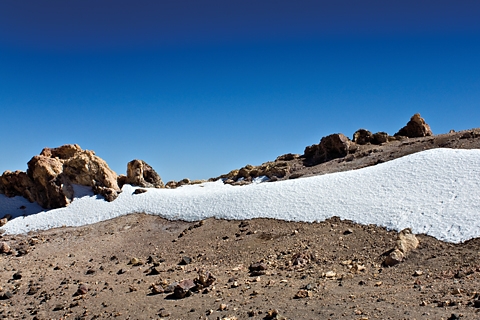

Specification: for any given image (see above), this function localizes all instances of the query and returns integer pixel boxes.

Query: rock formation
[395,113,433,138]
[303,133,357,166]
[353,129,390,145]
[125,159,164,188]
[384,228,419,267]
[0,144,121,209]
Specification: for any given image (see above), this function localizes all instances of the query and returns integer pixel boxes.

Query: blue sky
[1,1,479,182]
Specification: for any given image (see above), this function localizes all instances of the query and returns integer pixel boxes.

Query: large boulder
[395,113,433,138]
[27,155,74,208]
[304,133,356,166]
[0,144,121,209]
[125,160,164,188]
[353,129,374,145]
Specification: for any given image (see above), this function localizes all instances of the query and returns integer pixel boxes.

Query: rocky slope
[1,114,479,213]
[0,113,479,319]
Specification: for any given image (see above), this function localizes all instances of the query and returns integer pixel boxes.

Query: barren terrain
[1,128,480,320]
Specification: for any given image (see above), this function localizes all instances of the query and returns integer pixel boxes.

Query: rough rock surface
[2,215,480,319]
[354,129,391,145]
[304,133,357,166]
[384,228,419,266]
[395,113,433,138]
[0,144,120,209]
[125,159,164,189]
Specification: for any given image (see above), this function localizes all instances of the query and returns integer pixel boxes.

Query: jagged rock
[117,174,127,188]
[0,144,121,209]
[126,159,164,188]
[372,132,389,144]
[384,228,419,267]
[133,188,147,195]
[173,279,196,298]
[176,178,190,188]
[395,113,433,138]
[353,130,390,145]
[165,180,177,189]
[304,133,356,166]
[353,129,374,145]
[276,153,299,161]
[26,155,74,209]
[383,249,405,267]
[0,170,36,202]
[195,269,216,288]
[396,227,419,253]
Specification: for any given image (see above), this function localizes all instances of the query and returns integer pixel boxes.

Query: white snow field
[0,148,479,243]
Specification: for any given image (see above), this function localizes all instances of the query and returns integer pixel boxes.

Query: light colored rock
[396,228,419,253]
[0,144,121,209]
[383,249,404,267]
[0,242,11,254]
[384,228,419,267]
[126,159,164,188]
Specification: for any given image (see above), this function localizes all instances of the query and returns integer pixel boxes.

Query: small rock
[325,271,336,278]
[158,309,170,317]
[447,314,460,320]
[173,279,196,299]
[133,188,148,195]
[129,257,143,266]
[150,284,164,294]
[0,242,11,254]
[414,270,424,276]
[304,283,315,290]
[219,303,228,311]
[12,272,22,280]
[473,299,480,308]
[179,256,192,265]
[343,228,353,235]
[294,289,311,299]
[451,288,462,295]
[76,284,88,295]
[249,262,267,276]
[195,269,216,288]
[0,218,8,226]
[117,268,128,275]
[1,291,13,299]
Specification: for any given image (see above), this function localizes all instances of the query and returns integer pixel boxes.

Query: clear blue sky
[1,1,479,182]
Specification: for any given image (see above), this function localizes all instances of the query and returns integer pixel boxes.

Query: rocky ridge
[1,113,479,212]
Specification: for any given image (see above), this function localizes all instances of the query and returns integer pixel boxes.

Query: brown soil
[1,128,480,320]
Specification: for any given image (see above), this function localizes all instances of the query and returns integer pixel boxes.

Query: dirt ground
[1,214,480,320]
[1,128,480,320]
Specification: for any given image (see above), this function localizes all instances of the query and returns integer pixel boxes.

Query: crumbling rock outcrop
[395,113,432,138]
[353,129,391,145]
[303,133,357,166]
[216,159,293,185]
[0,144,121,209]
[125,159,164,189]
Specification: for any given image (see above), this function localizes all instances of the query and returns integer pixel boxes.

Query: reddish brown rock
[0,144,121,209]
[126,159,164,188]
[395,113,433,138]
[353,129,374,145]
[173,279,196,298]
[304,133,356,166]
